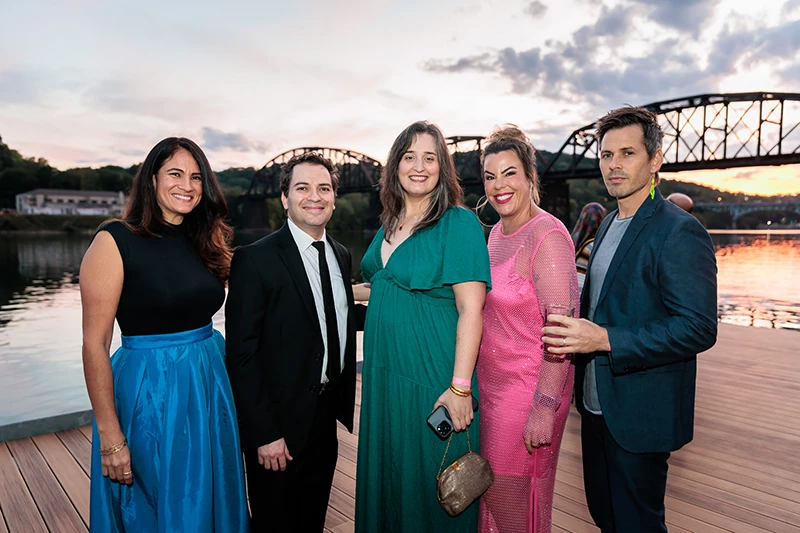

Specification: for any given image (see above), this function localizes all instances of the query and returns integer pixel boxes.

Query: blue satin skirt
[90,324,250,532]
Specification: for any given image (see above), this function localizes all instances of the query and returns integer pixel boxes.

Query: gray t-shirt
[583,214,633,414]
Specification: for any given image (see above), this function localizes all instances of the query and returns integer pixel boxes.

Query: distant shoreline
[707,229,800,234]
[3,228,799,236]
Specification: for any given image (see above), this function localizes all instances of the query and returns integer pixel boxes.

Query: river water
[0,230,798,426]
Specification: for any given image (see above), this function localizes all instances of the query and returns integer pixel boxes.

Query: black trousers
[245,392,339,533]
[581,412,670,533]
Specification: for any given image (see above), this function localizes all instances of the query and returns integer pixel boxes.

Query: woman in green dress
[354,121,491,532]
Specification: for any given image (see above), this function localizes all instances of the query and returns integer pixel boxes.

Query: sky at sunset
[1,0,799,195]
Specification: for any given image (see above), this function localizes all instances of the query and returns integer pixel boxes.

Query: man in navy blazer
[543,106,717,532]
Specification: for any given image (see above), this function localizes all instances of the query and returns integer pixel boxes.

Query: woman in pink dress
[477,126,579,533]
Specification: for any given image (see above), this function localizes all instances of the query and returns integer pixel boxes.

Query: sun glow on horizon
[661,165,800,197]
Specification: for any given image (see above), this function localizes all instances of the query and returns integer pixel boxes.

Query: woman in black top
[80,138,249,532]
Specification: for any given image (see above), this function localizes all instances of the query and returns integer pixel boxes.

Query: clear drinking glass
[544,304,575,352]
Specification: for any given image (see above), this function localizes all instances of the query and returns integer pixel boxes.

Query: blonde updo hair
[480,124,540,205]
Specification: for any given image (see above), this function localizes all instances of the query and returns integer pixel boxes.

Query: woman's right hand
[434,389,474,432]
[100,432,133,485]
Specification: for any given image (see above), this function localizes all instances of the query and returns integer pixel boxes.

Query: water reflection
[0,235,95,425]
[0,230,798,426]
[711,232,800,331]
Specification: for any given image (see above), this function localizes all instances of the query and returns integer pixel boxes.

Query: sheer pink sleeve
[524,227,579,444]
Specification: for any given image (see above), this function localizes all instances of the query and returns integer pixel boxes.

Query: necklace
[398,213,421,232]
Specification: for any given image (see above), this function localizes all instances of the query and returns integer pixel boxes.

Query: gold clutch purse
[436,427,494,517]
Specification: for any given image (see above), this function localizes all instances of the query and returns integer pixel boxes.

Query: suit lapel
[595,190,662,310]
[276,223,323,338]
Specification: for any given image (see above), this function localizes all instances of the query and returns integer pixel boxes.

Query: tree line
[1,135,796,230]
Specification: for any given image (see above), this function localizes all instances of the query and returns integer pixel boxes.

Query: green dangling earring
[649,175,655,200]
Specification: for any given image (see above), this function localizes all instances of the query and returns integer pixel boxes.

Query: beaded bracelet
[100,439,127,456]
[449,383,471,397]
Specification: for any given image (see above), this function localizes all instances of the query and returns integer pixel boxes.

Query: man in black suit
[544,106,717,532]
[225,152,357,532]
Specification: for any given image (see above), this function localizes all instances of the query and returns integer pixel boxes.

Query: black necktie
[311,241,341,384]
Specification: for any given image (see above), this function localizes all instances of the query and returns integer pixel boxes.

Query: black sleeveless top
[98,221,225,336]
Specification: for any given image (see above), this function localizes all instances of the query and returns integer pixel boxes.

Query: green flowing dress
[355,206,491,532]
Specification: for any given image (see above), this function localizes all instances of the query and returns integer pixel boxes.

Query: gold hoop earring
[529,182,535,216]
[473,195,495,229]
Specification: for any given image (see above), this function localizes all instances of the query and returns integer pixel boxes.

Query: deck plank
[55,429,92,477]
[1,323,799,531]
[31,433,90,527]
[325,506,349,529]
[0,443,47,533]
[5,438,86,532]
[78,426,92,442]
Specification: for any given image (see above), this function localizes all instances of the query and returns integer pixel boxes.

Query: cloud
[81,79,219,123]
[423,6,799,111]
[524,1,547,18]
[708,20,800,84]
[733,170,758,181]
[424,53,497,74]
[757,20,800,57]
[77,157,117,164]
[201,127,269,153]
[0,67,46,105]
[782,0,800,16]
[629,0,716,37]
[116,148,148,158]
[423,4,648,102]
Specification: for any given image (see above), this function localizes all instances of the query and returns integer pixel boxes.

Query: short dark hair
[595,105,663,159]
[380,121,463,241]
[279,152,339,196]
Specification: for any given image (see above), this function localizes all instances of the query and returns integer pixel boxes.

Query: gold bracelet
[100,439,127,456]
[449,383,471,397]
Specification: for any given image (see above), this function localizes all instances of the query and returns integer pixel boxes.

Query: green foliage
[216,167,257,197]
[1,135,797,232]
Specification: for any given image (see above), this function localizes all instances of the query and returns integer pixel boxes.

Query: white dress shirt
[287,219,348,383]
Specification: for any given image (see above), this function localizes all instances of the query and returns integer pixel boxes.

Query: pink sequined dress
[477,212,579,533]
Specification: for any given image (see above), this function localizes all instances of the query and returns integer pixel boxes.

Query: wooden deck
[0,323,798,532]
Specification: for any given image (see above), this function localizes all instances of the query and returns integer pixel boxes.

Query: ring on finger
[562,337,567,347]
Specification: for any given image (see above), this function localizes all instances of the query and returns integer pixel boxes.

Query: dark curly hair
[279,152,340,196]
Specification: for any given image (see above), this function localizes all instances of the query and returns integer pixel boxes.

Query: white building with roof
[15,189,127,215]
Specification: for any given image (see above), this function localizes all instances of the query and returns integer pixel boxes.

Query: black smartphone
[426,396,479,440]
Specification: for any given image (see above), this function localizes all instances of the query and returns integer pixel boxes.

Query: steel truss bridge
[242,92,800,227]
[695,201,800,228]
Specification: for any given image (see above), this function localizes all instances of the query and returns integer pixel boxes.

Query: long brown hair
[380,121,463,241]
[121,137,233,281]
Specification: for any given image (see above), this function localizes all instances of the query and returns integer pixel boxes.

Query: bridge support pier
[540,180,571,229]
[241,198,270,230]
